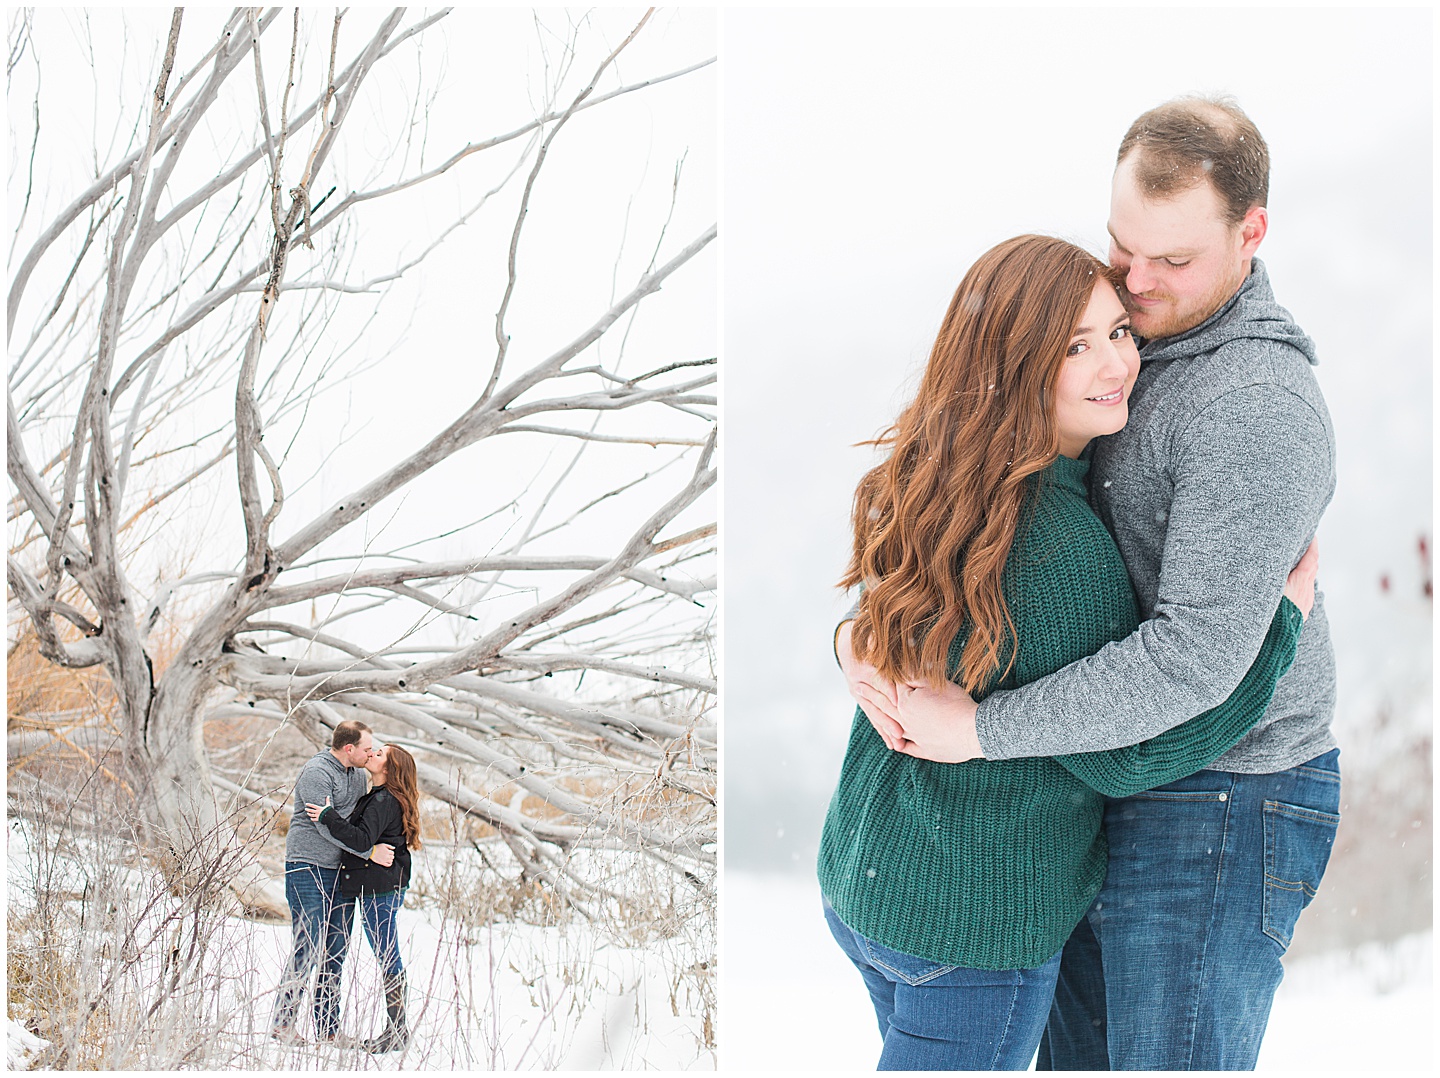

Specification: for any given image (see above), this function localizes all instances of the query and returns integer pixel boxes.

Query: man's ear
[1239,205,1268,257]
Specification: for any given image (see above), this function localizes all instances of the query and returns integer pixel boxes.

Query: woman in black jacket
[306,743,422,1053]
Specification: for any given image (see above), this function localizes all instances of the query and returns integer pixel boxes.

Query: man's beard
[1123,265,1246,340]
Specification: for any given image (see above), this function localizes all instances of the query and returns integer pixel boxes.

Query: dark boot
[362,973,409,1054]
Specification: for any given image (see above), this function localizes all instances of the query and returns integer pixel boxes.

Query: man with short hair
[839,96,1339,1069]
[271,719,393,1043]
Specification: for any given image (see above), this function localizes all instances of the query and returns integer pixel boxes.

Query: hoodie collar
[1137,257,1318,368]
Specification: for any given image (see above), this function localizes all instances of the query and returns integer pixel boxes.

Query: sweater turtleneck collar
[1046,452,1090,496]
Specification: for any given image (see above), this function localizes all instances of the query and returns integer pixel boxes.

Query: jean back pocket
[1262,798,1340,948]
[861,937,962,986]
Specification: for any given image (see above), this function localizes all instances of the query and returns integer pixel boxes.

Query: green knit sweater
[817,454,1303,970]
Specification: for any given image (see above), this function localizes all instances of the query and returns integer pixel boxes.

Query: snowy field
[6,820,714,1071]
[235,902,712,1071]
[722,873,1434,1072]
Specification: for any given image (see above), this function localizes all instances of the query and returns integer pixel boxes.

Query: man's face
[1107,155,1266,340]
[340,731,375,768]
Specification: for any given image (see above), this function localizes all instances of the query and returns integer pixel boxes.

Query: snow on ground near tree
[6,820,714,1071]
[6,1021,48,1070]
[235,901,713,1070]
[9,911,713,1070]
[722,872,1433,1071]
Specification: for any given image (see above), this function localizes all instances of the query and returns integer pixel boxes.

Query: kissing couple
[270,719,422,1054]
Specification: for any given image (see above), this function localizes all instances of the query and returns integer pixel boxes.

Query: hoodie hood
[1138,257,1319,368]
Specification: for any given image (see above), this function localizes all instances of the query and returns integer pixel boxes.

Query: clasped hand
[835,622,983,763]
[303,797,396,866]
[833,541,1319,763]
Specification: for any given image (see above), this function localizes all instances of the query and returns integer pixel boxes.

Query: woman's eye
[1110,324,1133,341]
[1067,340,1087,357]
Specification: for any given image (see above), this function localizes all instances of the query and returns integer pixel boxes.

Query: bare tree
[8,7,716,918]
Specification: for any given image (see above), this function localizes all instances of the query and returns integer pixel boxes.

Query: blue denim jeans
[825,900,1062,1070]
[357,889,406,982]
[273,862,356,1037]
[1038,748,1341,1071]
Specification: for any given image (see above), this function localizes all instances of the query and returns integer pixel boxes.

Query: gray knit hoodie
[975,258,1338,774]
[284,750,370,867]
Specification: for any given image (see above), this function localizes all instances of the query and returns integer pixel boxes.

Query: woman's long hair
[842,235,1110,692]
[380,745,423,850]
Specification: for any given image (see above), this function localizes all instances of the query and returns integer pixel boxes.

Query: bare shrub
[8,778,269,1069]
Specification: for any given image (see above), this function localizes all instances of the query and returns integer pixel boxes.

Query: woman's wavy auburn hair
[842,234,1114,692]
[381,745,423,850]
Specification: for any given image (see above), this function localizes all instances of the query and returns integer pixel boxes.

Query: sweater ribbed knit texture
[818,454,1303,970]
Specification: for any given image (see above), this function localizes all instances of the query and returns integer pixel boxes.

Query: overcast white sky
[8,8,716,655]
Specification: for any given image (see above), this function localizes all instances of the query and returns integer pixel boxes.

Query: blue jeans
[825,900,1062,1070]
[1038,748,1341,1071]
[357,889,405,982]
[273,862,356,1037]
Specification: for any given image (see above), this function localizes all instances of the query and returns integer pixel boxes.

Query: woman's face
[366,745,388,783]
[1054,281,1141,458]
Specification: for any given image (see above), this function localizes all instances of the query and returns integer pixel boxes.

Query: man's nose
[1126,259,1156,296]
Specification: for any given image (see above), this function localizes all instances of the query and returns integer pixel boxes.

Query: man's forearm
[975,612,1264,758]
[833,617,851,668]
[1050,598,1303,791]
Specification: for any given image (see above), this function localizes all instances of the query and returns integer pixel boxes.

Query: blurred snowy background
[722,7,1431,1070]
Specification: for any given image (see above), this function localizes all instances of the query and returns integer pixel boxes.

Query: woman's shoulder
[1006,468,1134,611]
[354,786,398,815]
[1011,469,1120,569]
[365,786,406,827]
[1003,468,1139,681]
[365,786,400,810]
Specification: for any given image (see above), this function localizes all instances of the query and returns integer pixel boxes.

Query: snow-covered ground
[722,873,1433,1071]
[6,1020,47,1071]
[236,900,712,1070]
[6,819,714,1071]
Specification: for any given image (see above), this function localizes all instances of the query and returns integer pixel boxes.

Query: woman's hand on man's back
[1283,539,1319,621]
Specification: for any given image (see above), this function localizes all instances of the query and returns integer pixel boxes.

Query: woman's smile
[1086,388,1125,404]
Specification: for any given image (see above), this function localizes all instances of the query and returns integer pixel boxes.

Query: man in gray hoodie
[271,719,393,1042]
[838,97,1338,1069]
